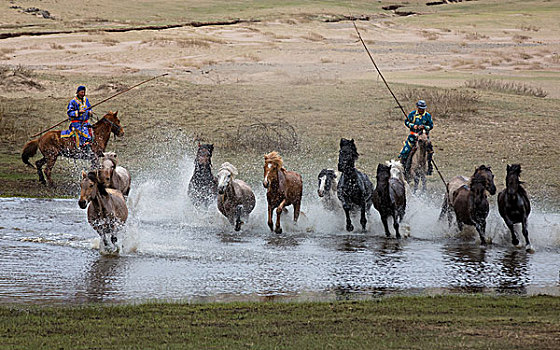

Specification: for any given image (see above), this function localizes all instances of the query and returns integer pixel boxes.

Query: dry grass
[519,24,539,32]
[223,120,299,152]
[101,38,119,46]
[400,87,479,119]
[465,78,548,98]
[301,32,325,42]
[513,34,530,43]
[49,43,64,50]
[464,32,488,40]
[421,30,439,40]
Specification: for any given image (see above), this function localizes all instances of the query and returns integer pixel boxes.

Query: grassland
[2,295,560,349]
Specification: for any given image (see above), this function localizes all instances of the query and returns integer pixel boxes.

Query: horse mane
[219,162,238,177]
[470,165,491,187]
[264,151,284,169]
[318,168,335,179]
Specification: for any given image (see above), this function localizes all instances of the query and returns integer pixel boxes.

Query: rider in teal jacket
[398,100,434,175]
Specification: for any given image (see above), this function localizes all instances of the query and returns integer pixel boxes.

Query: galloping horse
[188,143,218,209]
[373,163,406,238]
[317,169,341,211]
[407,132,429,193]
[450,165,497,245]
[78,170,128,253]
[498,164,532,251]
[97,152,131,196]
[22,111,124,186]
[217,162,256,231]
[337,138,374,232]
[263,151,303,234]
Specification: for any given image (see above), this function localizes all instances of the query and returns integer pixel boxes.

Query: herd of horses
[20,113,533,253]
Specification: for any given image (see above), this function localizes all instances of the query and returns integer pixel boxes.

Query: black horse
[373,163,406,239]
[337,138,374,231]
[498,164,532,251]
[452,165,496,245]
[188,143,218,208]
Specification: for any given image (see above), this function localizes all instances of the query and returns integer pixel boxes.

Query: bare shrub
[400,88,479,119]
[464,32,488,40]
[0,65,43,91]
[465,78,547,98]
[223,120,299,152]
[513,34,530,43]
[519,24,539,32]
[50,42,64,50]
[101,38,119,46]
[421,30,439,40]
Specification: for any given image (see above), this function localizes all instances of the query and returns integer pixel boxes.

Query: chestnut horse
[408,132,429,193]
[263,151,303,234]
[22,111,124,186]
[498,164,532,251]
[373,163,406,239]
[79,170,128,254]
[449,165,496,245]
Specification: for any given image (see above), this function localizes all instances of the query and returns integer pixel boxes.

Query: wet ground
[1,157,560,305]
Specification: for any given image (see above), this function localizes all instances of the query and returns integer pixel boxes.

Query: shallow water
[1,155,560,305]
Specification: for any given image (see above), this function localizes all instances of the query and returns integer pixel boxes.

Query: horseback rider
[65,85,93,151]
[398,100,434,175]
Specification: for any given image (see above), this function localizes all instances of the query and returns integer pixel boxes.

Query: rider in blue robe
[62,85,93,148]
[398,100,434,175]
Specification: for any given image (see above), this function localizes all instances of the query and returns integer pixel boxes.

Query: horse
[78,170,128,254]
[317,169,341,211]
[187,143,218,209]
[407,132,429,193]
[263,151,303,234]
[22,111,124,186]
[373,163,406,238]
[449,165,497,245]
[97,152,131,196]
[386,159,409,197]
[217,162,256,231]
[337,138,374,232]
[498,164,532,251]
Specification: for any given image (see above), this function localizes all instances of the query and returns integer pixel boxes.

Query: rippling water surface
[1,155,559,304]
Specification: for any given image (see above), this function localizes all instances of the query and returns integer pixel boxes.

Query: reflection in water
[81,255,124,303]
[496,249,529,294]
[442,241,488,293]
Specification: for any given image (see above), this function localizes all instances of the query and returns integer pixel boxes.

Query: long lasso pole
[347,10,447,188]
[30,73,168,138]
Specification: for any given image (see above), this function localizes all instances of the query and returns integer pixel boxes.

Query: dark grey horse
[498,164,532,252]
[188,143,218,209]
[373,163,406,239]
[337,138,373,232]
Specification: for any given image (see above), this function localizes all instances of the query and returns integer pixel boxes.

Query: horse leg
[503,216,519,247]
[476,220,487,245]
[413,174,419,194]
[521,216,531,251]
[393,212,401,239]
[360,202,367,232]
[234,205,243,231]
[35,157,47,185]
[267,205,274,232]
[275,200,287,234]
[44,155,58,187]
[381,215,391,238]
[421,173,427,193]
[293,201,301,223]
[439,196,449,221]
[343,204,353,232]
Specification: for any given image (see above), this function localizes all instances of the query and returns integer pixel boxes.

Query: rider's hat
[416,100,427,109]
[76,85,86,94]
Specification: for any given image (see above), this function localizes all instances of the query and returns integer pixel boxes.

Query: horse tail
[22,139,39,168]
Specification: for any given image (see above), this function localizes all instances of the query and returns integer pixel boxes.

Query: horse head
[506,164,522,195]
[376,163,391,183]
[417,132,428,149]
[217,162,238,194]
[338,138,359,172]
[102,111,124,137]
[263,151,283,189]
[317,169,336,197]
[195,143,214,168]
[473,165,496,195]
[79,170,107,209]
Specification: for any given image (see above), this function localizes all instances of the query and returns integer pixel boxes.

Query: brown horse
[78,170,128,254]
[449,165,497,245]
[22,111,124,186]
[98,152,131,196]
[217,162,256,231]
[498,164,532,251]
[373,163,406,239]
[407,132,429,193]
[263,151,303,234]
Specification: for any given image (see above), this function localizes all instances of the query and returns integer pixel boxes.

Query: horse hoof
[275,227,282,234]
[526,245,534,254]
[234,223,241,231]
[512,239,520,247]
[346,224,354,232]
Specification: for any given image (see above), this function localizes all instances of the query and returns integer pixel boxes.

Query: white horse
[98,152,131,196]
[317,168,342,211]
[217,162,256,231]
[386,159,409,198]
[79,170,128,254]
